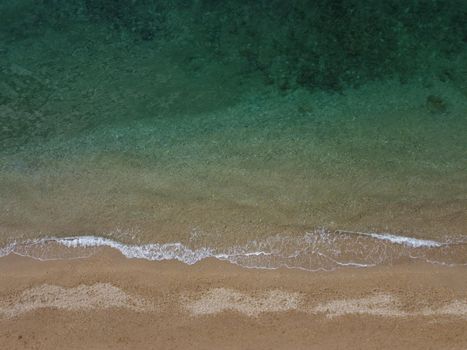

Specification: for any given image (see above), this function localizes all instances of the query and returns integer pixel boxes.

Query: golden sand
[0,251,466,349]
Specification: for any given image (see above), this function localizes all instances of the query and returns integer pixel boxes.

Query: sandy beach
[1,2,467,349]
[0,250,466,349]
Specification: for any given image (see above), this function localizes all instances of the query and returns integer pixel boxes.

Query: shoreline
[1,2,466,349]
[1,249,466,349]
[2,231,466,272]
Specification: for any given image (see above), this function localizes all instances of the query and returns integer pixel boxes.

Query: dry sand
[0,249,466,349]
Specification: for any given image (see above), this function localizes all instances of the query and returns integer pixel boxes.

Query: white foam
[55,236,214,265]
[367,232,443,248]
[336,230,443,248]
[0,229,462,270]
[1,236,269,266]
[0,243,15,258]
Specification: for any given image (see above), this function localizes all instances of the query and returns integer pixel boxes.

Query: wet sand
[0,250,466,349]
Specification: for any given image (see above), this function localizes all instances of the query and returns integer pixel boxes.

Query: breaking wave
[0,230,465,271]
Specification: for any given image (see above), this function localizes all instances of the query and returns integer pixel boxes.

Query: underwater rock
[426,95,447,113]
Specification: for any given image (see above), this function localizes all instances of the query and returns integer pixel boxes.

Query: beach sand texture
[0,251,466,350]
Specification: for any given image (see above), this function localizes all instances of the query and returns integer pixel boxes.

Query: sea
[1,1,466,271]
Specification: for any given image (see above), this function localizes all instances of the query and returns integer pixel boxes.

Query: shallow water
[0,2,466,270]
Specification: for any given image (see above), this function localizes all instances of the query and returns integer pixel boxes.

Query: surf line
[334,230,444,248]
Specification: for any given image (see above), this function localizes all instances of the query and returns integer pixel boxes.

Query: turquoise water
[0,1,466,269]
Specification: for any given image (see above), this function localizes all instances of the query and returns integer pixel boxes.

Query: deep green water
[0,1,466,269]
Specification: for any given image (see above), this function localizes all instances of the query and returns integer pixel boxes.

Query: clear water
[0,1,466,269]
